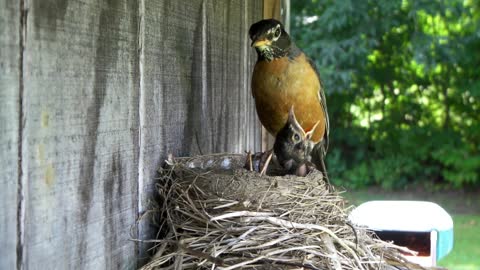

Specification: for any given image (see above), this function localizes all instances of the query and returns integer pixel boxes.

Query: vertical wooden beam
[0,0,20,269]
[282,0,290,32]
[263,0,281,19]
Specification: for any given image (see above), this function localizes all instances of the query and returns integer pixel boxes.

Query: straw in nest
[138,154,427,270]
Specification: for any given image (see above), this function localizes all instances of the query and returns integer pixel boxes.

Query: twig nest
[140,154,422,270]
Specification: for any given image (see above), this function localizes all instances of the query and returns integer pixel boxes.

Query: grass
[342,188,480,269]
[438,215,480,270]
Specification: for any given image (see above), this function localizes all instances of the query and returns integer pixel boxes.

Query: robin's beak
[251,38,271,48]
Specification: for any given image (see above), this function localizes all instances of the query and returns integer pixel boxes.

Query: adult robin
[274,107,318,176]
[249,18,330,177]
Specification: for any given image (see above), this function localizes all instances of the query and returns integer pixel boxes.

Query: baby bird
[274,107,319,176]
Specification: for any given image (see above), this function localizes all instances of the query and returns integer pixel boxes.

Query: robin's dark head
[249,19,292,61]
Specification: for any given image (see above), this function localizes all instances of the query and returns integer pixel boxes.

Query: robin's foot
[244,150,274,175]
[244,151,254,171]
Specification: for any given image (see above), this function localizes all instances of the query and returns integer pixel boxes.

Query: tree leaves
[291,0,480,188]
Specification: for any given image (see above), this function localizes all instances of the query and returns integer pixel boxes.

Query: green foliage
[433,145,480,187]
[292,0,480,189]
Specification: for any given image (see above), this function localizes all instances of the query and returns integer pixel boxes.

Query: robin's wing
[307,57,329,154]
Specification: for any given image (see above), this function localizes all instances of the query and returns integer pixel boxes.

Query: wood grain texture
[137,0,263,261]
[263,0,281,19]
[22,1,139,269]
[0,0,20,269]
[2,0,266,268]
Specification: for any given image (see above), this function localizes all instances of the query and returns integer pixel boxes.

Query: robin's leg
[244,151,270,173]
[318,154,334,191]
[311,143,333,190]
[259,149,273,176]
[244,151,254,171]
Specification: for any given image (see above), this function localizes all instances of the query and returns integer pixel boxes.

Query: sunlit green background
[290,0,479,268]
[291,0,479,190]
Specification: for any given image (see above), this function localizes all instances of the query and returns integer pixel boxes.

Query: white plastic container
[348,200,454,267]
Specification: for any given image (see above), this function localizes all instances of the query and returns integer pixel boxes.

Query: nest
[140,154,425,270]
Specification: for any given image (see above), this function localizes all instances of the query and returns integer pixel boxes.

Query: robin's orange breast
[252,53,326,143]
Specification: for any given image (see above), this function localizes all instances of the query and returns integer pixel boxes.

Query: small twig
[263,245,322,256]
[257,259,322,270]
[259,151,273,176]
[256,180,275,211]
[213,201,239,209]
[173,252,183,270]
[178,243,225,266]
[321,234,342,270]
[345,221,358,250]
[213,227,257,257]
[217,255,267,270]
[234,234,294,251]
[210,211,274,221]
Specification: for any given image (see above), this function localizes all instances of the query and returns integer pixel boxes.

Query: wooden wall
[0,0,281,269]
[1,1,20,269]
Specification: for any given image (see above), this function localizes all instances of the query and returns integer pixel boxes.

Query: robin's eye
[274,27,281,39]
[293,134,300,142]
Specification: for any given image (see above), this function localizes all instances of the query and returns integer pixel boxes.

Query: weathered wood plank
[203,0,263,154]
[263,0,282,19]
[1,0,271,267]
[22,1,139,269]
[138,0,206,261]
[138,0,263,260]
[0,0,20,269]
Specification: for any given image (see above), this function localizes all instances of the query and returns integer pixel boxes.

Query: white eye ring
[272,25,281,40]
